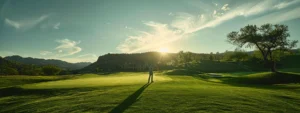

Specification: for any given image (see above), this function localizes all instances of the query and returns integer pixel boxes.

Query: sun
[158,47,169,53]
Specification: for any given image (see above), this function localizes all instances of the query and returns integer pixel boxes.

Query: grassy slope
[1,72,300,113]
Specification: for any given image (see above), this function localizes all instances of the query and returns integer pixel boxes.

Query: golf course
[1,69,300,113]
[1,0,300,112]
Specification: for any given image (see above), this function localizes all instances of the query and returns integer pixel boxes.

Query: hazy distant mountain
[4,55,91,70]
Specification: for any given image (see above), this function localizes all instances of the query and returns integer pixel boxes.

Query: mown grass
[1,71,300,113]
[0,75,72,88]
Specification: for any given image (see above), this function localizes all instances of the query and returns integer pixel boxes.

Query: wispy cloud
[4,19,21,29]
[38,40,94,63]
[175,0,298,33]
[55,39,82,57]
[4,14,50,31]
[117,0,300,53]
[117,21,185,53]
[274,0,300,9]
[221,4,230,11]
[171,12,200,33]
[213,10,217,15]
[117,4,240,53]
[40,51,52,55]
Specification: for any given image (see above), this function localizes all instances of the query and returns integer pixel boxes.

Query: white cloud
[117,0,299,53]
[242,0,276,17]
[40,51,52,55]
[212,10,222,18]
[168,12,174,16]
[4,18,21,29]
[274,0,300,9]
[53,22,60,29]
[4,14,50,30]
[117,21,185,53]
[117,9,239,53]
[221,4,230,11]
[171,12,207,33]
[40,46,95,63]
[55,39,82,57]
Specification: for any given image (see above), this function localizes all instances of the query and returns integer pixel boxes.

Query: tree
[209,52,214,61]
[177,51,193,67]
[230,49,249,62]
[215,52,221,61]
[0,67,19,75]
[227,24,298,72]
[42,65,62,75]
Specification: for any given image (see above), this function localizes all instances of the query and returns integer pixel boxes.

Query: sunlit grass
[1,72,300,112]
[23,73,172,89]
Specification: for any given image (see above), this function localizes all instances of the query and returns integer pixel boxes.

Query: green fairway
[1,72,300,113]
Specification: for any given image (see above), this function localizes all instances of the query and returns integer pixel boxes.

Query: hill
[0,57,44,75]
[4,55,91,70]
[80,52,178,72]
[80,51,300,73]
[0,57,21,75]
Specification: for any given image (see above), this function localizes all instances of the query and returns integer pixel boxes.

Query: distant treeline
[78,49,300,73]
[1,49,299,75]
[0,57,70,75]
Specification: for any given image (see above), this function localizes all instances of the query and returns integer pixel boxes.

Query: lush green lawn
[1,72,300,113]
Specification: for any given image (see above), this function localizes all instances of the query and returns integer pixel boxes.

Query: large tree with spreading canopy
[227,24,298,72]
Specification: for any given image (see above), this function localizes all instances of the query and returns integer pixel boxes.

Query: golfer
[148,66,154,83]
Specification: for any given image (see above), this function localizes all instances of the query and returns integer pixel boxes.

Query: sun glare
[159,47,169,53]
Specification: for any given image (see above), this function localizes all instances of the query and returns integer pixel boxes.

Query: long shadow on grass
[109,83,150,113]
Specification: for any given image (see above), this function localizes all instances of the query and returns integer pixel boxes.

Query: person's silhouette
[148,66,154,83]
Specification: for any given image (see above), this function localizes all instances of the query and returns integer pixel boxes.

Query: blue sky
[0,0,300,63]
